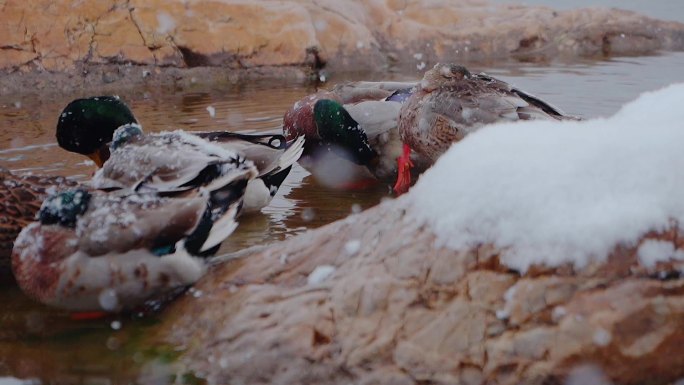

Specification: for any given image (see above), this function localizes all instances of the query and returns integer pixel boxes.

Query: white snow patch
[314,20,327,31]
[637,239,684,268]
[206,106,216,118]
[344,239,361,256]
[75,159,96,167]
[351,204,362,214]
[410,84,684,272]
[564,364,612,385]
[301,207,315,222]
[593,328,612,346]
[156,12,176,34]
[495,284,518,320]
[110,320,122,330]
[552,306,567,322]
[307,265,336,285]
[98,288,119,311]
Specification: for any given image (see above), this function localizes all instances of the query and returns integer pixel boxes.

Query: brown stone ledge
[2,0,684,94]
[156,197,684,385]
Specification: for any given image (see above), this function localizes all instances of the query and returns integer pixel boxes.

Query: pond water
[2,51,684,384]
[491,0,684,23]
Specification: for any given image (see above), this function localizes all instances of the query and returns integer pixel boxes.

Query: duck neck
[313,99,377,166]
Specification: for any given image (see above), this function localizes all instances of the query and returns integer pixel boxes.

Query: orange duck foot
[393,143,413,195]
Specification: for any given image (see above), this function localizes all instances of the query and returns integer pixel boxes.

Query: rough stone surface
[2,0,684,92]
[159,196,684,385]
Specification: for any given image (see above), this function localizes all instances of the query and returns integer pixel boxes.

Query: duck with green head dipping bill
[56,96,304,213]
[283,81,430,189]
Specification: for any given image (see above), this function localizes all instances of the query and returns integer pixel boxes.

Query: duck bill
[87,146,110,168]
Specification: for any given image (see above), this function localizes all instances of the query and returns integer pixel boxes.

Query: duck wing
[473,73,576,120]
[345,100,402,140]
[198,132,304,178]
[91,130,254,194]
[75,192,208,256]
[421,77,567,134]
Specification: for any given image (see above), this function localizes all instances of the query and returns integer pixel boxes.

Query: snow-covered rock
[411,83,684,272]
[159,85,684,385]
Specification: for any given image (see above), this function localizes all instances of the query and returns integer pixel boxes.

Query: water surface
[1,51,684,384]
[491,0,684,22]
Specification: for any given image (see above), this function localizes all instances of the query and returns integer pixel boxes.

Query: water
[1,51,684,383]
[491,0,684,23]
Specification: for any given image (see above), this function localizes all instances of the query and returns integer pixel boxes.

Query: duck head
[420,63,472,92]
[56,96,138,167]
[312,99,378,166]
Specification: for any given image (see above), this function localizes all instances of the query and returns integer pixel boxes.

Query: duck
[282,81,431,189]
[394,63,579,194]
[11,182,249,311]
[56,96,304,213]
[91,123,259,204]
[1,167,79,280]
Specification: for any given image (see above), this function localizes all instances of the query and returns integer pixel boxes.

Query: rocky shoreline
[2,0,684,95]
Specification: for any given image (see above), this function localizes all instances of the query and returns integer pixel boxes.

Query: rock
[157,196,684,385]
[2,0,684,74]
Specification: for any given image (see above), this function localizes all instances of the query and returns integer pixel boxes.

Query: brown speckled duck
[11,124,259,311]
[283,81,431,188]
[395,63,579,194]
[0,167,78,279]
[12,186,247,311]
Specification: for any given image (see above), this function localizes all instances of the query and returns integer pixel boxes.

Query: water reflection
[1,52,684,383]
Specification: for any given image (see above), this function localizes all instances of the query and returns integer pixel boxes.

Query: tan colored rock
[157,196,684,385]
[2,0,684,72]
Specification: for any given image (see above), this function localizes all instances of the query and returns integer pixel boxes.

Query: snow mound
[410,83,684,272]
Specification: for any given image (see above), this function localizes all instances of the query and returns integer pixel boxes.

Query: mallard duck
[283,81,430,188]
[91,123,258,200]
[56,96,304,213]
[1,167,78,279]
[12,183,248,311]
[395,63,579,194]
